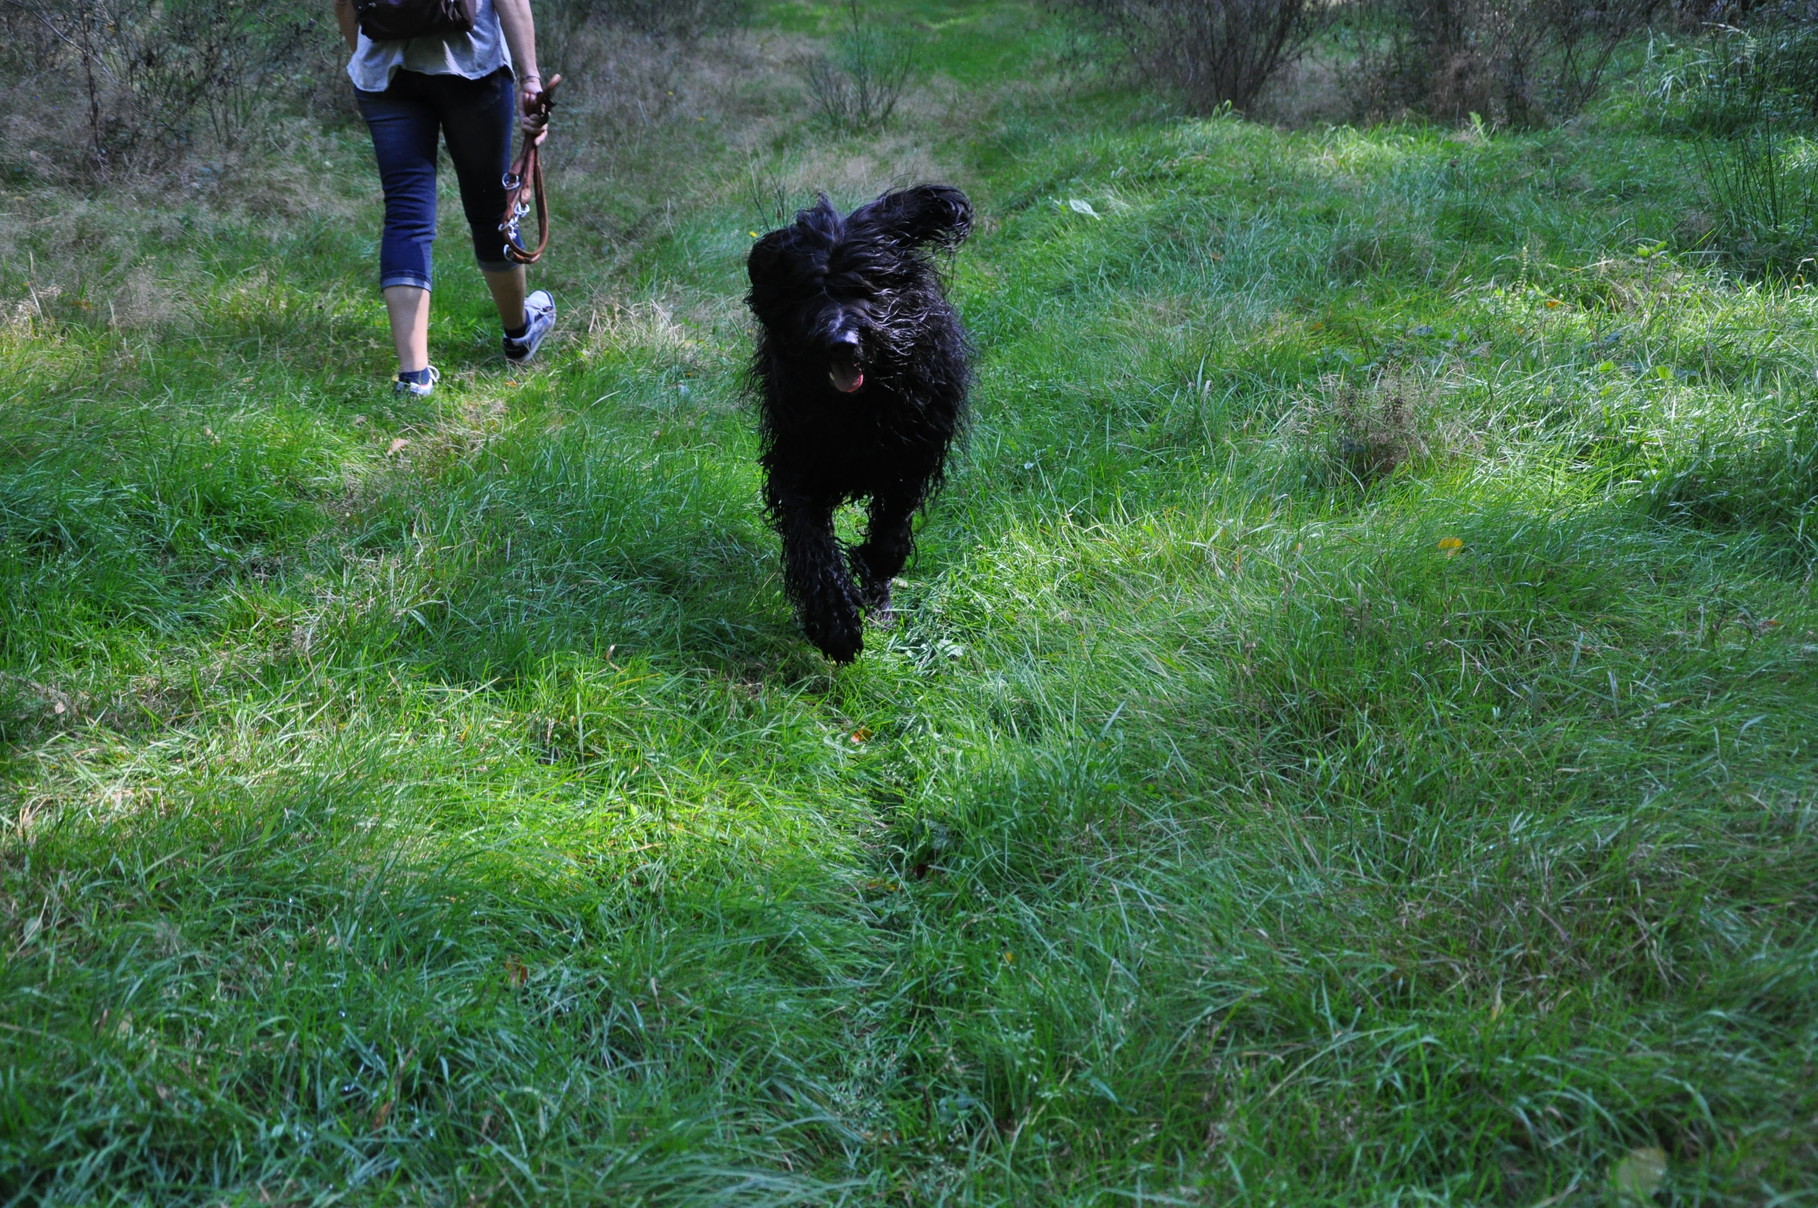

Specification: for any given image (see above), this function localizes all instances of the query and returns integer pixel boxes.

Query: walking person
[334,0,557,396]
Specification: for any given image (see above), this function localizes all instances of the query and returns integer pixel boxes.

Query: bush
[1062,0,1333,113]
[1343,0,1671,124]
[803,0,917,132]
[0,0,323,178]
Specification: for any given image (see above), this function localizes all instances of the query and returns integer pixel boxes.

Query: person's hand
[519,73,556,146]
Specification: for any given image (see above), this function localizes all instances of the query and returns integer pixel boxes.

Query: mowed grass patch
[3,1,1817,1203]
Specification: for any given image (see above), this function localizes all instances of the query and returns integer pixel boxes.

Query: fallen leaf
[504,955,529,987]
[850,726,872,743]
[1611,1147,1667,1202]
[387,438,408,455]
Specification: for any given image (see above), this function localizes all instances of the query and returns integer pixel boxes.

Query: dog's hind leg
[775,491,866,662]
[852,487,924,623]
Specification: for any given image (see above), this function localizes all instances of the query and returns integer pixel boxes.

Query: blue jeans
[355,67,516,292]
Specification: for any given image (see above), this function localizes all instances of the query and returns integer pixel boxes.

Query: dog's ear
[747,229,790,288]
[853,185,972,250]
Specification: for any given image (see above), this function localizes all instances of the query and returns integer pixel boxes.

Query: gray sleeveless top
[346,0,513,92]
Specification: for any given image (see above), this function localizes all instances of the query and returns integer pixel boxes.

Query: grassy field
[2,1,1816,1203]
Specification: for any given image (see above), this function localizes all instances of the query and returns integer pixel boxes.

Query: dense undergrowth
[1,1,1815,1204]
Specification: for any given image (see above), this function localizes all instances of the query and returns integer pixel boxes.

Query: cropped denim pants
[355,67,516,292]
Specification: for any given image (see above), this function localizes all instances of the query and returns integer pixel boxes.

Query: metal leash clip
[499,172,532,260]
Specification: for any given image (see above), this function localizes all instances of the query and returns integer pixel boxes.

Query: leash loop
[500,73,560,265]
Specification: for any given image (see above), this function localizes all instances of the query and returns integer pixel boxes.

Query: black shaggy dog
[745,184,973,662]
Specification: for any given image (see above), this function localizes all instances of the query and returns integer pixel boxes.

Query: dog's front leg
[852,487,924,622]
[775,490,866,663]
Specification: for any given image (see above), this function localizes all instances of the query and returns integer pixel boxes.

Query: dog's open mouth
[829,358,865,394]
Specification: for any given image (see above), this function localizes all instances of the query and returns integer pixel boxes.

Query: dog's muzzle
[828,331,865,394]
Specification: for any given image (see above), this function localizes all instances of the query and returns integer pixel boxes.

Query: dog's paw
[814,630,863,663]
[805,610,865,663]
[860,577,893,613]
[864,583,897,632]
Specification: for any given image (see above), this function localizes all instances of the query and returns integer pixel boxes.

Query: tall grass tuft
[1694,127,1818,277]
[1278,367,1472,492]
[1652,18,1818,274]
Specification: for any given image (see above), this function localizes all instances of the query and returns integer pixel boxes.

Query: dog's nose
[831,330,861,357]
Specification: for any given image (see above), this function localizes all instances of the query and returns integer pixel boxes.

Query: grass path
[2,2,1815,1203]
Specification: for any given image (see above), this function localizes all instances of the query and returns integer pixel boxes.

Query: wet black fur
[745,184,974,662]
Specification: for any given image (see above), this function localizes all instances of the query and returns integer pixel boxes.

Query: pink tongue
[830,362,865,393]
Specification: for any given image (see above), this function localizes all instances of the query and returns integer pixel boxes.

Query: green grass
[2,1,1815,1204]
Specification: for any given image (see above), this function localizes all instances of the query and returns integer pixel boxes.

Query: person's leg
[357,73,441,375]
[383,285,432,372]
[436,70,525,330]
[482,266,527,332]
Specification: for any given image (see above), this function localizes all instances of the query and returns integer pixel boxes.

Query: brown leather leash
[500,73,561,265]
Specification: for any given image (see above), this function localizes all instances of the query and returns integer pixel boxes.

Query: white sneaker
[393,365,440,397]
[503,290,556,364]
